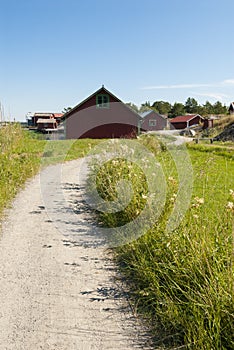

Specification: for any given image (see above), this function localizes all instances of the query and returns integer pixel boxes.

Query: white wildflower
[226,201,234,210]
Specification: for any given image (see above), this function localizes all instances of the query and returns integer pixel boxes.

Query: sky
[0,0,234,121]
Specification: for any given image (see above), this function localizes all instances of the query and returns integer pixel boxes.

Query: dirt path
[0,159,153,350]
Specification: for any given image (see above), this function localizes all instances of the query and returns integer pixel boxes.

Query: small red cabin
[170,114,204,129]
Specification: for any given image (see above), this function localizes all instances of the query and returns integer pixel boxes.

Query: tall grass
[0,124,46,216]
[93,135,234,349]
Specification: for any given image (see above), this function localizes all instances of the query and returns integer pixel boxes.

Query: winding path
[0,159,153,350]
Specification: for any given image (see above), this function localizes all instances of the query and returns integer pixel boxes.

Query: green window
[96,94,110,108]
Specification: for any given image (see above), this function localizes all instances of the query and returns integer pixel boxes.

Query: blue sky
[0,0,234,121]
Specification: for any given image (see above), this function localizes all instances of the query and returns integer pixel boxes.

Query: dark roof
[170,114,204,123]
[62,86,140,121]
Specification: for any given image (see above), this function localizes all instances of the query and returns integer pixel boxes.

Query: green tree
[212,101,228,115]
[126,102,139,113]
[185,97,199,114]
[169,102,186,118]
[202,101,213,115]
[139,101,152,113]
[62,107,72,114]
[151,101,171,115]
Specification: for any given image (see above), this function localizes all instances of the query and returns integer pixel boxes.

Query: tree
[62,107,72,114]
[202,101,213,115]
[169,102,186,118]
[139,101,152,113]
[212,101,228,115]
[185,97,199,114]
[151,101,171,115]
[126,102,139,113]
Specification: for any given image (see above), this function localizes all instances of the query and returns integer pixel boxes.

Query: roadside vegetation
[93,134,234,349]
[0,124,45,217]
[0,123,101,218]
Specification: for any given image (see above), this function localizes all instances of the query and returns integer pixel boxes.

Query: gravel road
[0,159,154,350]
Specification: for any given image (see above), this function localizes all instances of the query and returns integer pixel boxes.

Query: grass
[91,134,234,349]
[0,124,102,218]
[0,124,46,217]
[213,115,234,131]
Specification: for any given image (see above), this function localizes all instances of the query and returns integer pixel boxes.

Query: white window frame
[149,119,157,127]
[96,94,110,109]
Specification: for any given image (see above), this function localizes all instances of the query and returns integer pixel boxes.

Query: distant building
[140,110,169,131]
[228,102,234,114]
[170,114,204,129]
[27,112,63,132]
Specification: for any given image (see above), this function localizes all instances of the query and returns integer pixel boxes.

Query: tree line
[127,97,229,118]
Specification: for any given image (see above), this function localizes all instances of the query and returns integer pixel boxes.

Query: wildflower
[169,193,177,203]
[226,202,234,210]
[193,214,199,219]
[168,176,177,185]
[168,176,175,182]
[229,189,234,198]
[141,194,148,199]
[195,197,204,205]
[192,197,204,208]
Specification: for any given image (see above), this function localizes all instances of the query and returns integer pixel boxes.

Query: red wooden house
[62,86,140,139]
[140,110,169,131]
[29,112,63,131]
[170,114,204,129]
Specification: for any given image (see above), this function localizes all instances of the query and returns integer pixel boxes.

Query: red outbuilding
[62,86,140,139]
[170,114,204,129]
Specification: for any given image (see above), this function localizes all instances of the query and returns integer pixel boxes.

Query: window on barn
[149,119,156,126]
[96,94,110,108]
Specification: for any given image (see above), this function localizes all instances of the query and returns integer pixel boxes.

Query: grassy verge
[0,124,46,217]
[93,135,234,349]
[0,124,102,218]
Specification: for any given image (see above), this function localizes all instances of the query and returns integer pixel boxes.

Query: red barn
[140,110,169,131]
[170,114,204,129]
[62,86,140,139]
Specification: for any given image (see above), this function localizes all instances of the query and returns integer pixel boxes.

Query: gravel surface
[0,159,154,350]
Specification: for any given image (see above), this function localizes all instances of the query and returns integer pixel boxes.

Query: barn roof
[62,85,140,121]
[170,114,204,123]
